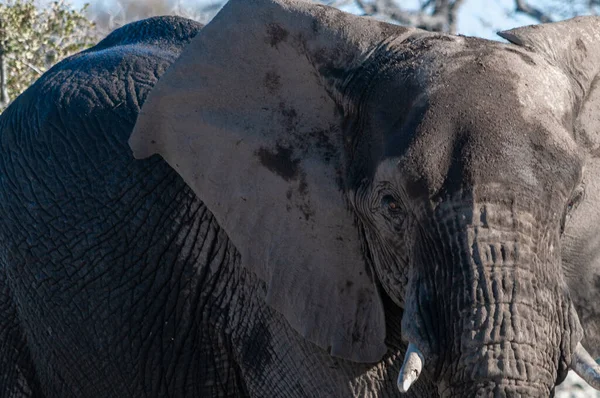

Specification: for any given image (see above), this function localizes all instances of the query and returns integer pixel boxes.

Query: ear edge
[497,30,527,47]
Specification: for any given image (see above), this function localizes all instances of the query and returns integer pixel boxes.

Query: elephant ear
[498,17,600,99]
[562,78,600,360]
[129,0,413,362]
[499,17,600,358]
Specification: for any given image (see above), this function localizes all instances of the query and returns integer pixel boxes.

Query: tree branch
[355,0,449,31]
[420,0,434,11]
[5,53,43,75]
[325,0,354,7]
[447,0,465,33]
[514,0,553,23]
[0,49,9,108]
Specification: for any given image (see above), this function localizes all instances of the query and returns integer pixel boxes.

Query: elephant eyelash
[561,185,585,234]
[566,187,585,213]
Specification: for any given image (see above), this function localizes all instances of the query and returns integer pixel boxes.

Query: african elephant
[2,0,600,397]
[0,11,431,398]
[130,0,600,396]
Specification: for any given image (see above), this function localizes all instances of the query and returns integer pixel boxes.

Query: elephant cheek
[362,225,410,308]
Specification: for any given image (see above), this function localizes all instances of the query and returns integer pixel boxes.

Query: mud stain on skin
[256,144,299,181]
[311,19,320,34]
[241,321,273,376]
[307,126,338,163]
[281,173,314,220]
[296,175,314,221]
[298,174,308,195]
[278,102,298,132]
[255,144,315,220]
[504,47,537,66]
[264,71,281,93]
[339,279,355,294]
[266,23,288,48]
[576,38,587,53]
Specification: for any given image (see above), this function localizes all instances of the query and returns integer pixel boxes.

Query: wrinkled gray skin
[129,1,600,396]
[2,3,600,398]
[0,15,434,398]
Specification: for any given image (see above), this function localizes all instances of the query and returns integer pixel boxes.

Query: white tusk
[397,343,424,393]
[572,343,600,391]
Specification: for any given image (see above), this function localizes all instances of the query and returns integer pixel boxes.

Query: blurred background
[0,0,598,396]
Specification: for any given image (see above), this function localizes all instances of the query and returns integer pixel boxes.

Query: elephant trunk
[445,242,563,396]
[401,201,582,397]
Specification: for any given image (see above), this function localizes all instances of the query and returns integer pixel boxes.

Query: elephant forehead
[374,48,582,200]
[511,56,579,153]
[419,38,573,119]
[377,37,571,145]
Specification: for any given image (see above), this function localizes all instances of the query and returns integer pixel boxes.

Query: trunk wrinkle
[403,197,578,396]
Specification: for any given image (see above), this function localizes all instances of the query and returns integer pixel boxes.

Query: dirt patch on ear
[503,47,537,66]
[575,38,587,53]
[264,71,282,93]
[266,23,289,48]
[255,145,300,181]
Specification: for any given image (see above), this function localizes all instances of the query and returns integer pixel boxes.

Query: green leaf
[0,0,98,113]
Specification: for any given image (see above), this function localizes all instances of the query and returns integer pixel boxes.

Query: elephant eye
[561,185,585,234]
[567,185,585,214]
[382,195,402,215]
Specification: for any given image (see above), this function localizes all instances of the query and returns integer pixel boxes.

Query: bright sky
[67,0,559,40]
[337,0,542,40]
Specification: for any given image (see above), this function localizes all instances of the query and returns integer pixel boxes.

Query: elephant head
[129,0,600,396]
